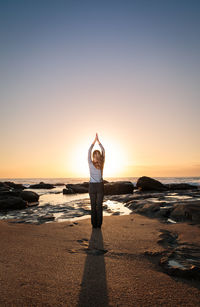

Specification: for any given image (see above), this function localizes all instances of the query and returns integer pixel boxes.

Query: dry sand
[0,214,200,306]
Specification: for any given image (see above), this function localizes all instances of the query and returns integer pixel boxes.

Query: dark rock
[136,176,167,191]
[154,206,173,218]
[125,199,174,219]
[157,229,178,248]
[29,182,55,189]
[170,201,200,223]
[160,244,200,280]
[20,190,39,202]
[0,182,11,191]
[0,196,28,211]
[63,188,74,194]
[135,203,161,217]
[65,184,88,193]
[112,211,120,215]
[82,182,89,188]
[125,200,142,210]
[1,181,26,190]
[0,190,22,198]
[0,187,10,194]
[37,214,55,222]
[104,181,134,195]
[155,229,200,280]
[63,181,133,195]
[165,183,198,190]
[112,192,167,204]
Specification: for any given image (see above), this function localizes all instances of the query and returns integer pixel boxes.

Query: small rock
[165,183,198,190]
[37,214,55,222]
[29,182,55,189]
[63,188,74,194]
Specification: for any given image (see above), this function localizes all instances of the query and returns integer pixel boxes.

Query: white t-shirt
[88,143,105,183]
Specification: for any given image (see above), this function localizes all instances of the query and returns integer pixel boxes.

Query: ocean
[0,177,199,224]
[1,176,200,186]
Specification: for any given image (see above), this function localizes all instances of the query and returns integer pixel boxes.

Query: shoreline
[1,188,200,224]
[1,176,200,225]
[0,214,200,306]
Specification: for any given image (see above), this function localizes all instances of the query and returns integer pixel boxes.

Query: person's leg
[90,193,98,227]
[96,182,104,227]
[89,183,98,227]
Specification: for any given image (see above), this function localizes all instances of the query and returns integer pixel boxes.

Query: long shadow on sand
[77,228,109,307]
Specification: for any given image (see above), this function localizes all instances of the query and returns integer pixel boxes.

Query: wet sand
[0,214,200,306]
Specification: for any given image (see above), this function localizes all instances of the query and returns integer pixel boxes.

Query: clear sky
[0,0,200,178]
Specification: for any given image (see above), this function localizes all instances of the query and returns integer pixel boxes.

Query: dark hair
[92,150,104,170]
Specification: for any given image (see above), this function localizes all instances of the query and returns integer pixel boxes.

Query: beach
[1,213,200,306]
[1,0,200,305]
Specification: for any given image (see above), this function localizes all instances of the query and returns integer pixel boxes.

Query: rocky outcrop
[20,191,40,202]
[157,229,200,280]
[0,196,28,211]
[0,190,22,198]
[63,181,134,195]
[0,181,26,190]
[104,181,134,195]
[65,183,88,194]
[170,201,200,223]
[164,183,198,190]
[136,176,167,191]
[125,200,200,224]
[0,189,40,211]
[160,244,200,280]
[29,182,55,189]
[113,187,200,223]
[134,203,161,216]
[135,177,198,192]
[63,187,75,194]
[0,182,10,192]
[125,200,173,219]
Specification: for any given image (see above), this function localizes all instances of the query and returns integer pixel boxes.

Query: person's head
[92,150,104,170]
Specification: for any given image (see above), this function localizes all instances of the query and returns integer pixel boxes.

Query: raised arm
[88,135,97,164]
[88,143,94,164]
[96,133,105,159]
[98,142,105,159]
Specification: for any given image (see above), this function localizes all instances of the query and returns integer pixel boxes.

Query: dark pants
[89,182,104,227]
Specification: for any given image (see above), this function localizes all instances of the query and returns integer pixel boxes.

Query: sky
[0,0,200,178]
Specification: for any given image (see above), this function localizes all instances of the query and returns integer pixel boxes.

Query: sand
[0,214,200,306]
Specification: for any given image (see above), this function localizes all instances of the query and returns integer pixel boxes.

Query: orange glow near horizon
[0,1,200,179]
[67,137,127,178]
[0,132,199,179]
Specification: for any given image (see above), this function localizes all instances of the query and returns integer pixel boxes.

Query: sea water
[0,177,199,224]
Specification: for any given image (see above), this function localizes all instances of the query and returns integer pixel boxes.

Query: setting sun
[0,0,199,180]
[68,137,127,178]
